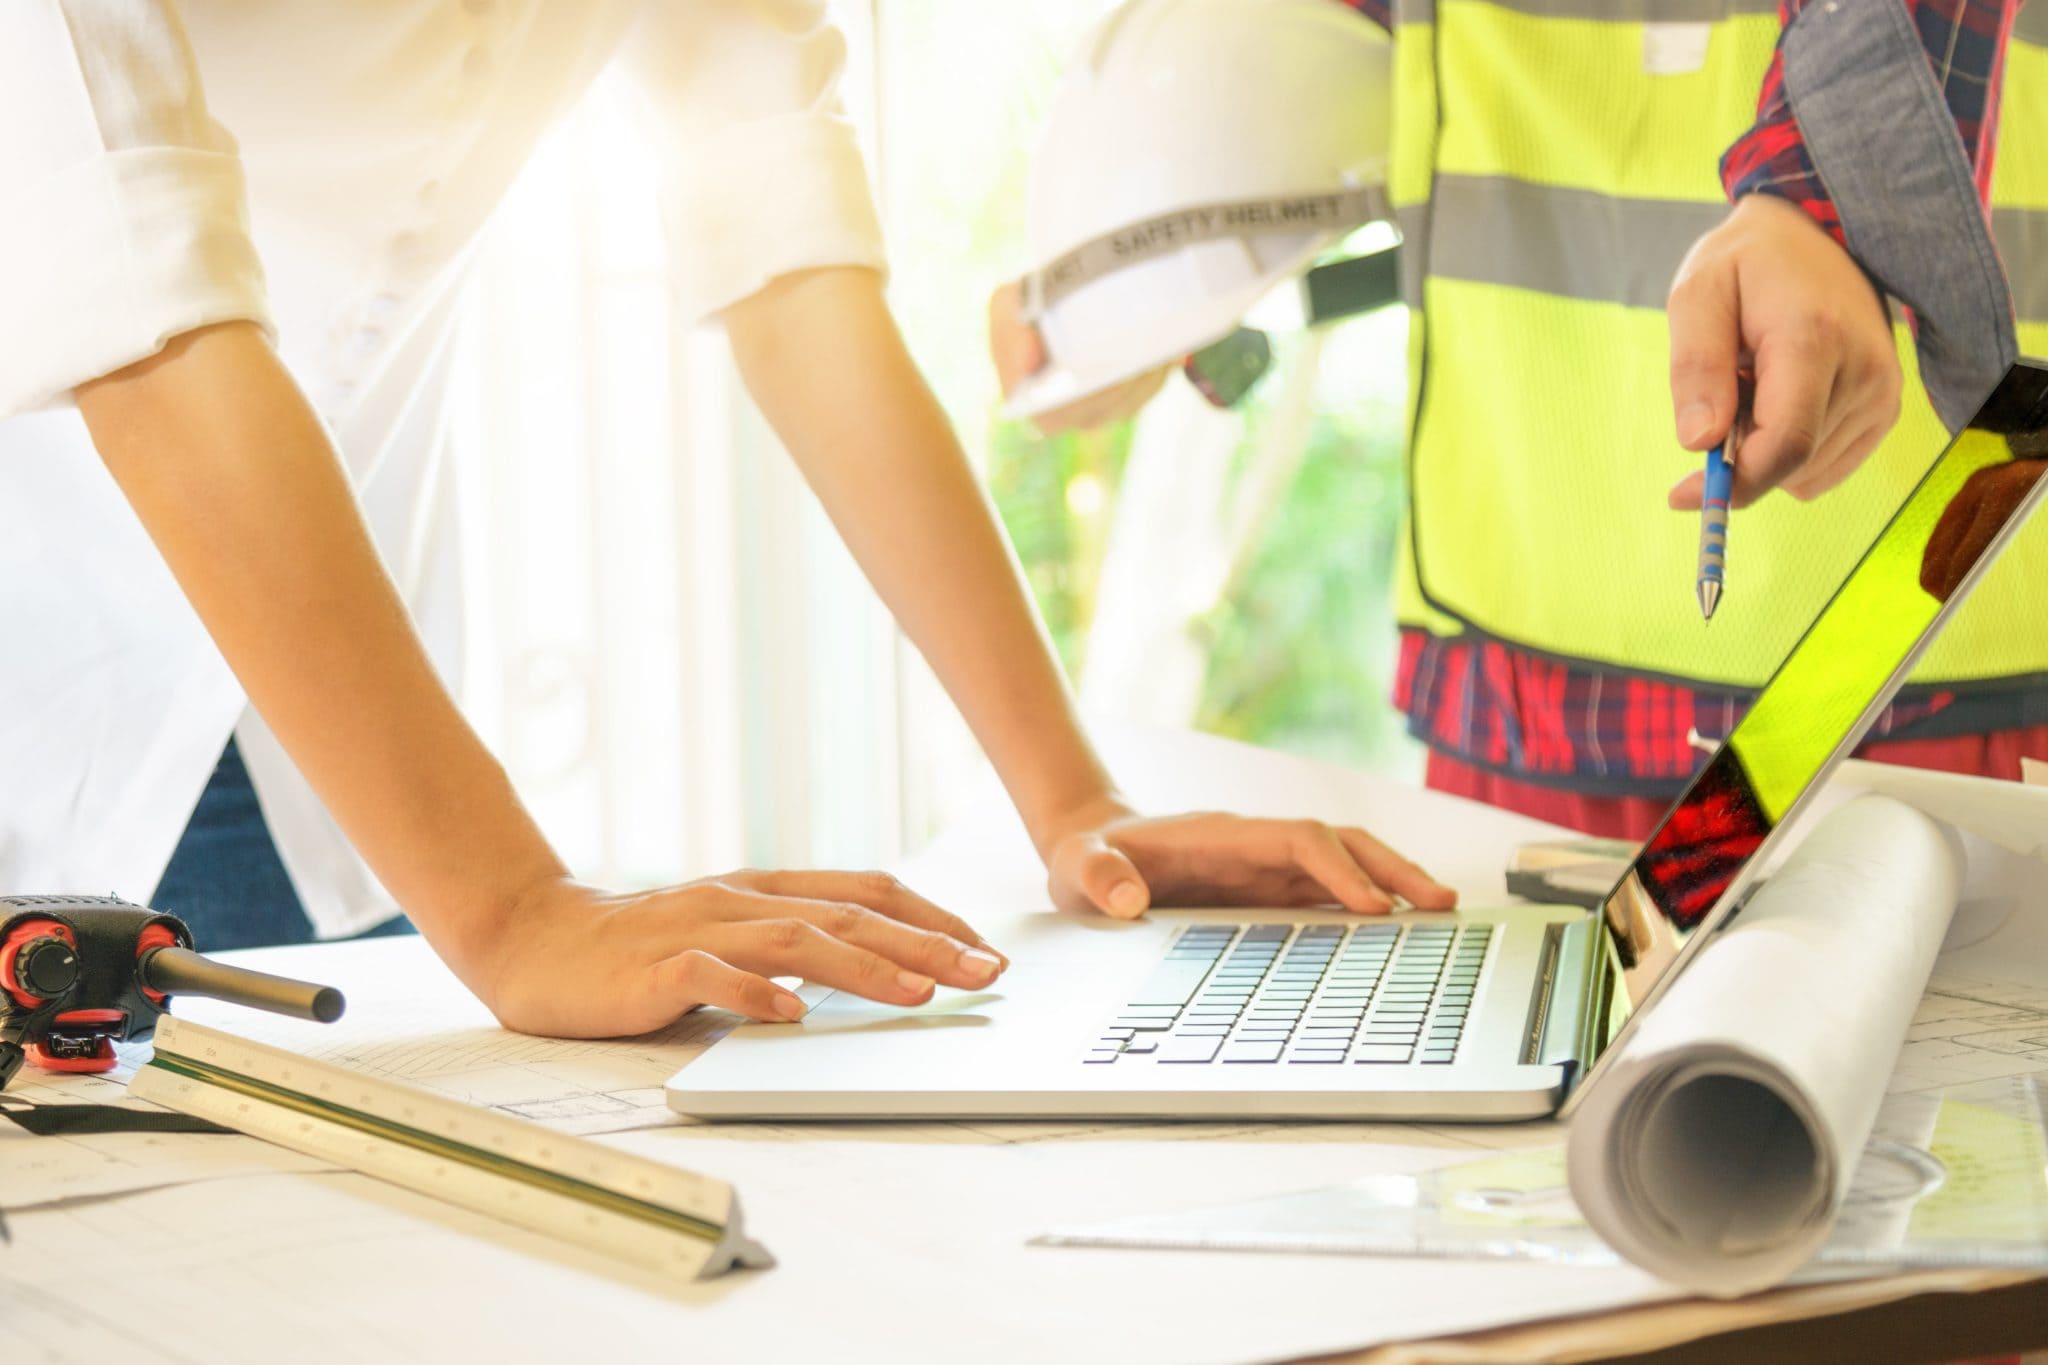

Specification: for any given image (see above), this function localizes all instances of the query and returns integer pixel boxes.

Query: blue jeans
[151,739,416,953]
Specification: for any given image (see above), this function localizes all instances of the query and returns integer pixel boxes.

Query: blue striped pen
[1696,425,1737,620]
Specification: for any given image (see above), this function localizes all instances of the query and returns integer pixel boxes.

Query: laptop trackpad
[797,988,1006,1036]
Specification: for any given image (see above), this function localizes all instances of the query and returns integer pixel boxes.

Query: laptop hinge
[1526,914,1605,1081]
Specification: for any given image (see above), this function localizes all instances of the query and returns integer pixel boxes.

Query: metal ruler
[131,1016,768,1279]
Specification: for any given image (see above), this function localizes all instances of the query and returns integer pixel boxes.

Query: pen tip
[1697,581,1722,621]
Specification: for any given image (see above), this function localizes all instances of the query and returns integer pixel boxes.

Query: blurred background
[447,0,1418,890]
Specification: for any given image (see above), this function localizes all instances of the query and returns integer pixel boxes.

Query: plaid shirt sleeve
[1721,0,2021,243]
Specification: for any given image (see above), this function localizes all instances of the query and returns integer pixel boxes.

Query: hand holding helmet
[992,0,1395,429]
[988,280,1170,435]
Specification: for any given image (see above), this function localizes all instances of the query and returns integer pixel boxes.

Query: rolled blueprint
[1566,795,1963,1296]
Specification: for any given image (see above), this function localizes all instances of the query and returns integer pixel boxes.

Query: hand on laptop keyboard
[1038,799,1459,921]
[477,870,1007,1038]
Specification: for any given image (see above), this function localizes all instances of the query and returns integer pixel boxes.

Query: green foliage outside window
[1189,377,1413,771]
[982,331,1419,776]
[983,420,1132,678]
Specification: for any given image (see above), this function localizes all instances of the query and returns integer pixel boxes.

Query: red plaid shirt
[1719,0,2020,241]
[1338,0,2031,794]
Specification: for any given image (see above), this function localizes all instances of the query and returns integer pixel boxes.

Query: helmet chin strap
[1299,246,1403,326]
[1016,239,1406,418]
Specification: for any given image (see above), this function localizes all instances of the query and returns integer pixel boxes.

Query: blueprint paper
[1566,797,1962,1296]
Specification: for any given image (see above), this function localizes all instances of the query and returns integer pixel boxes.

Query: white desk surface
[0,725,2027,1364]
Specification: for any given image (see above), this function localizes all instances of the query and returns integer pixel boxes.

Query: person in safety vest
[991,0,2048,840]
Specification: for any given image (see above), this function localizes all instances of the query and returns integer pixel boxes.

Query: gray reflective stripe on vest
[1405,174,2047,322]
[1419,176,1721,309]
[1017,186,1388,319]
[1390,1,2044,43]
[2020,1,2048,46]
[1396,0,1778,25]
[1997,207,2048,324]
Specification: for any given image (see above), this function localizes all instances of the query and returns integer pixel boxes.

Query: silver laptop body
[669,362,2048,1122]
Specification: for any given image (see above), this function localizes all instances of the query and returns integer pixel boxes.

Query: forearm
[75,322,564,980]
[1715,0,2021,431]
[725,269,1120,853]
[1721,0,2018,238]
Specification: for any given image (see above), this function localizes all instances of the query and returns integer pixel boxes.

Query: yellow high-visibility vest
[1390,0,2048,689]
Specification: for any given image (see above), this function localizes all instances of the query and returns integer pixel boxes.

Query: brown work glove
[1920,455,2048,601]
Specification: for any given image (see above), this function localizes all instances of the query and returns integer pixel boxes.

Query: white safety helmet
[1008,0,1394,418]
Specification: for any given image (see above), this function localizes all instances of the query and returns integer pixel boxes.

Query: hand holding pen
[1665,194,1905,513]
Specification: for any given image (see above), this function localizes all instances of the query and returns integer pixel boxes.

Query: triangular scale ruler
[131,1016,770,1279]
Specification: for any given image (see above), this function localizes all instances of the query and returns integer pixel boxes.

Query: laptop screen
[1580,360,2048,1081]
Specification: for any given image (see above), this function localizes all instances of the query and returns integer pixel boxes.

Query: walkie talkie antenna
[137,946,345,1023]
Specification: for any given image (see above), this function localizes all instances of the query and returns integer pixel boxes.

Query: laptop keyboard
[1084,922,1495,1066]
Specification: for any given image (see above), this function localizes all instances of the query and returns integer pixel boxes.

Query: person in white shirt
[0,1,1455,1037]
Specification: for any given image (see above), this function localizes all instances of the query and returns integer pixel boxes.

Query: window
[450,2,1418,890]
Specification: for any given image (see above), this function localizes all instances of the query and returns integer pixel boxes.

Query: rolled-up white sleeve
[0,1,270,417]
[616,0,887,320]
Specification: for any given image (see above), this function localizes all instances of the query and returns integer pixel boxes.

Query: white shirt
[0,0,886,935]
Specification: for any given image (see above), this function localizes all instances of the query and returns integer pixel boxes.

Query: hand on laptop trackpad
[794,986,1003,1035]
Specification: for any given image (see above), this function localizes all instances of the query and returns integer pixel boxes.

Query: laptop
[668,361,2048,1121]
